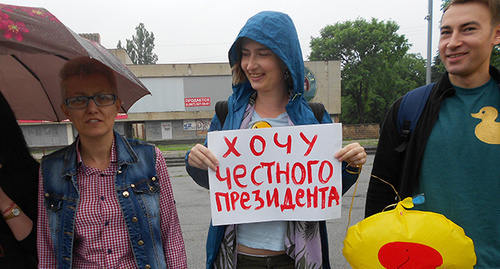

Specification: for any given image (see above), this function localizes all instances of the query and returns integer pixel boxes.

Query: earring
[284,69,290,80]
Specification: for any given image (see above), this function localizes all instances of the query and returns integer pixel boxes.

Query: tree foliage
[309,18,426,124]
[431,52,446,82]
[117,23,158,65]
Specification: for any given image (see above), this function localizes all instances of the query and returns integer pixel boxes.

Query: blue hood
[223,11,328,127]
[228,11,305,99]
[187,12,336,269]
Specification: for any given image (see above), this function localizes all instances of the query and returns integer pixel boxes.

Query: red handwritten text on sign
[207,124,343,225]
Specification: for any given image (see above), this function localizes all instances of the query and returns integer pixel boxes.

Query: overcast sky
[8,0,444,64]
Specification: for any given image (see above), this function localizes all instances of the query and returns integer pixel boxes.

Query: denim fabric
[41,131,166,269]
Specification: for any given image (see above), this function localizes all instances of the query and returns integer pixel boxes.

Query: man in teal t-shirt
[416,3,500,266]
[366,0,500,268]
[416,79,499,268]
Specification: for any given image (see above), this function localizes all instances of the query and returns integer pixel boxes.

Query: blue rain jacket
[186,11,359,268]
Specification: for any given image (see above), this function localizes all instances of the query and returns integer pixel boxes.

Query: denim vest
[41,131,166,269]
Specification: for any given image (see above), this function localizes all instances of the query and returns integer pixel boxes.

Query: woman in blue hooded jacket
[185,11,366,269]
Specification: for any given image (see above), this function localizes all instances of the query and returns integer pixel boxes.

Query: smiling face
[240,38,288,94]
[61,73,121,142]
[439,2,500,87]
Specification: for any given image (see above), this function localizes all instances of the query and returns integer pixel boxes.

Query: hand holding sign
[188,143,219,171]
[335,142,367,167]
[208,123,343,226]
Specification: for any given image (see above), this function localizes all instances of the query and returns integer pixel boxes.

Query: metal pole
[426,0,433,84]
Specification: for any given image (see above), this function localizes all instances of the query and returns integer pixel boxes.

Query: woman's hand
[335,142,367,167]
[188,144,219,171]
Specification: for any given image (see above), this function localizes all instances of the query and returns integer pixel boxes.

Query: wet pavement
[168,154,374,268]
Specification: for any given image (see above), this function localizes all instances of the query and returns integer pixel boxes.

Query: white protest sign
[207,123,342,226]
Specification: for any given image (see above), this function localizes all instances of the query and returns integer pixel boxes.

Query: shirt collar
[76,136,118,173]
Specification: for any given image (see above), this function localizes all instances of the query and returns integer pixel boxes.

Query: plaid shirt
[37,140,187,268]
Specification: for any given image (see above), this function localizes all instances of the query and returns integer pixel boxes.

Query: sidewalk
[169,154,374,268]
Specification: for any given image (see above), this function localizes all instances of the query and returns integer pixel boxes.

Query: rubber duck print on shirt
[471,106,500,145]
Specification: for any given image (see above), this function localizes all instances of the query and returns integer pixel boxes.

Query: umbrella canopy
[0,3,150,121]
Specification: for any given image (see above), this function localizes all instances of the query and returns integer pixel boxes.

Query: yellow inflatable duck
[471,106,500,145]
[343,197,476,268]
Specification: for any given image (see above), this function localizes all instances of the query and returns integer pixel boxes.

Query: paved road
[168,154,374,268]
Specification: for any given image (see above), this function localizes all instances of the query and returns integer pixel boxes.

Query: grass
[30,143,196,158]
[342,139,378,147]
[31,140,378,157]
[158,139,378,153]
[157,144,195,152]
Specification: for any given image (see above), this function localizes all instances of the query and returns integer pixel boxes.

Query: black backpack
[215,101,325,127]
[394,82,435,152]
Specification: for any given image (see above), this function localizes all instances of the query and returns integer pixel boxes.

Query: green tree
[117,23,158,65]
[309,18,426,124]
[441,0,450,9]
[491,47,500,67]
[431,52,446,82]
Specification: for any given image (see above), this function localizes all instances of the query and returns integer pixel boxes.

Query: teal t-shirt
[415,79,500,268]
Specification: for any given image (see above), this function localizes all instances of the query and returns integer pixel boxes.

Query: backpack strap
[307,102,325,123]
[215,101,229,127]
[395,82,435,153]
[215,101,326,126]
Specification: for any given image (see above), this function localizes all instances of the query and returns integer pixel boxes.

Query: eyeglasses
[65,94,117,109]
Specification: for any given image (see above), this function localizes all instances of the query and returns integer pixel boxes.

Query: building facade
[20,55,341,148]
